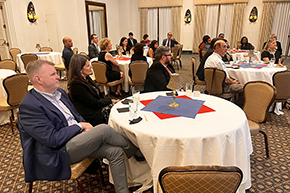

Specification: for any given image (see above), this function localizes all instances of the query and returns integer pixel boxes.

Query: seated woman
[147,40,158,59]
[239,36,254,50]
[129,43,147,78]
[99,37,124,96]
[140,34,150,47]
[68,54,118,126]
[119,37,130,55]
[261,38,281,64]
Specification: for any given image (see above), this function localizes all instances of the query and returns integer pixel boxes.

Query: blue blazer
[18,88,85,182]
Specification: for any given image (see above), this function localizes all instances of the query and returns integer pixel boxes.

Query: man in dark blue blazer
[144,46,175,92]
[62,36,74,70]
[162,32,179,49]
[88,34,101,59]
[18,60,138,193]
[127,32,137,50]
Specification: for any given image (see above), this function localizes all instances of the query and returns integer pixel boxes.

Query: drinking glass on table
[270,58,275,68]
[186,83,193,96]
[129,102,138,119]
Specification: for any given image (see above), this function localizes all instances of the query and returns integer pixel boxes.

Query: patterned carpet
[1,53,290,192]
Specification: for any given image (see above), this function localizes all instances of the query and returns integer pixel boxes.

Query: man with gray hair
[144,46,175,92]
[162,32,179,49]
[18,60,141,193]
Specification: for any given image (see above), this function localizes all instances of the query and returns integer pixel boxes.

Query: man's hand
[80,122,93,132]
[112,99,120,105]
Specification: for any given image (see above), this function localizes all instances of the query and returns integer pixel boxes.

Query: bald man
[62,36,74,70]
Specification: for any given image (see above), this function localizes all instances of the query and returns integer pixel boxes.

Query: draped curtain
[159,8,172,41]
[230,3,246,50]
[257,2,276,51]
[148,8,158,40]
[218,4,233,39]
[139,8,148,41]
[171,7,181,42]
[204,5,219,38]
[192,5,206,53]
[89,10,103,39]
[271,2,290,55]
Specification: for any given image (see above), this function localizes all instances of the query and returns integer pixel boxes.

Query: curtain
[218,4,233,40]
[204,5,219,38]
[139,8,148,41]
[171,7,181,42]
[271,2,290,55]
[148,8,158,40]
[89,10,103,39]
[257,2,276,51]
[230,3,246,49]
[159,8,172,41]
[192,5,206,53]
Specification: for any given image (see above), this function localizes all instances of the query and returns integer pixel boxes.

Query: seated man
[18,60,139,193]
[88,34,101,59]
[205,40,243,94]
[144,46,175,92]
[62,36,74,70]
[162,32,179,49]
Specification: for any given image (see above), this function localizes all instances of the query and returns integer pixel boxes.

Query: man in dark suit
[162,32,179,49]
[262,34,282,55]
[144,46,175,92]
[62,36,74,70]
[18,60,139,193]
[127,32,137,50]
[88,34,100,59]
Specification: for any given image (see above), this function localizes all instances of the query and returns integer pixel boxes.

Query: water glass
[126,51,129,56]
[129,102,138,119]
[132,91,140,103]
[186,83,193,96]
[270,58,275,68]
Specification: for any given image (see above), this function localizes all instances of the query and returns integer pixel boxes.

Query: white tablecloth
[0,69,16,125]
[16,52,63,72]
[91,56,153,93]
[109,92,253,193]
[229,50,261,61]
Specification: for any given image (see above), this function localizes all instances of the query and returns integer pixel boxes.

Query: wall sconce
[184,9,191,24]
[249,6,258,23]
[27,1,38,23]
[35,43,41,51]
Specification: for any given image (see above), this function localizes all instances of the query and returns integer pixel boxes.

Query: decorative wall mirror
[85,1,108,44]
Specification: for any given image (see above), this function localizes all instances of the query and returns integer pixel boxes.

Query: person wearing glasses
[144,46,175,92]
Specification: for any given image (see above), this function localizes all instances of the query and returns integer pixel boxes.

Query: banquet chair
[204,68,236,101]
[272,70,290,110]
[191,57,206,88]
[73,47,78,54]
[176,44,183,69]
[39,46,53,52]
[0,73,29,134]
[159,165,243,193]
[9,47,21,62]
[128,60,149,94]
[243,81,276,158]
[0,59,17,72]
[91,61,122,96]
[171,45,180,70]
[20,53,38,70]
[79,52,88,57]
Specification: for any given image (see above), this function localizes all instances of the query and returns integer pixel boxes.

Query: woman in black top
[147,40,158,59]
[99,38,124,96]
[119,37,130,55]
[261,38,281,64]
[239,36,254,50]
[68,54,118,126]
[129,43,147,78]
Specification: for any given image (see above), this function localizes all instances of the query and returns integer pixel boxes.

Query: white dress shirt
[205,52,229,78]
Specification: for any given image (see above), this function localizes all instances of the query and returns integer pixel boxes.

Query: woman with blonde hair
[261,38,281,64]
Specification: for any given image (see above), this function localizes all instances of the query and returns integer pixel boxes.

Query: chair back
[191,57,198,81]
[39,47,53,52]
[204,68,225,95]
[0,59,17,71]
[9,48,21,62]
[130,60,149,84]
[91,61,108,84]
[79,52,88,57]
[20,54,38,69]
[272,70,290,101]
[3,73,29,107]
[243,81,276,123]
[171,45,179,60]
[73,47,78,54]
[159,165,243,193]
[177,44,183,59]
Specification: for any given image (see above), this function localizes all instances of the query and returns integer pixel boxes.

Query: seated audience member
[196,38,219,81]
[222,39,233,62]
[239,36,254,50]
[62,36,74,70]
[119,37,131,55]
[162,32,179,49]
[198,35,210,60]
[144,46,175,92]
[99,38,124,96]
[148,40,158,59]
[140,34,150,47]
[261,38,281,64]
[18,59,140,193]
[218,33,230,48]
[68,54,116,126]
[263,34,282,55]
[205,40,243,94]
[129,43,147,78]
[88,34,101,59]
[127,32,137,50]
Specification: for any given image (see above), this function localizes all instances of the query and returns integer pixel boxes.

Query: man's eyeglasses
[164,54,171,57]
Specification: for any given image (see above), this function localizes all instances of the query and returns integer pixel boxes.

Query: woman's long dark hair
[199,35,210,48]
[240,36,248,45]
[149,40,158,51]
[67,54,89,86]
[119,37,127,46]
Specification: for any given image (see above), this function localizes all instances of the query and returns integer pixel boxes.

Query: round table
[109,91,253,193]
[0,69,16,125]
[229,50,261,61]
